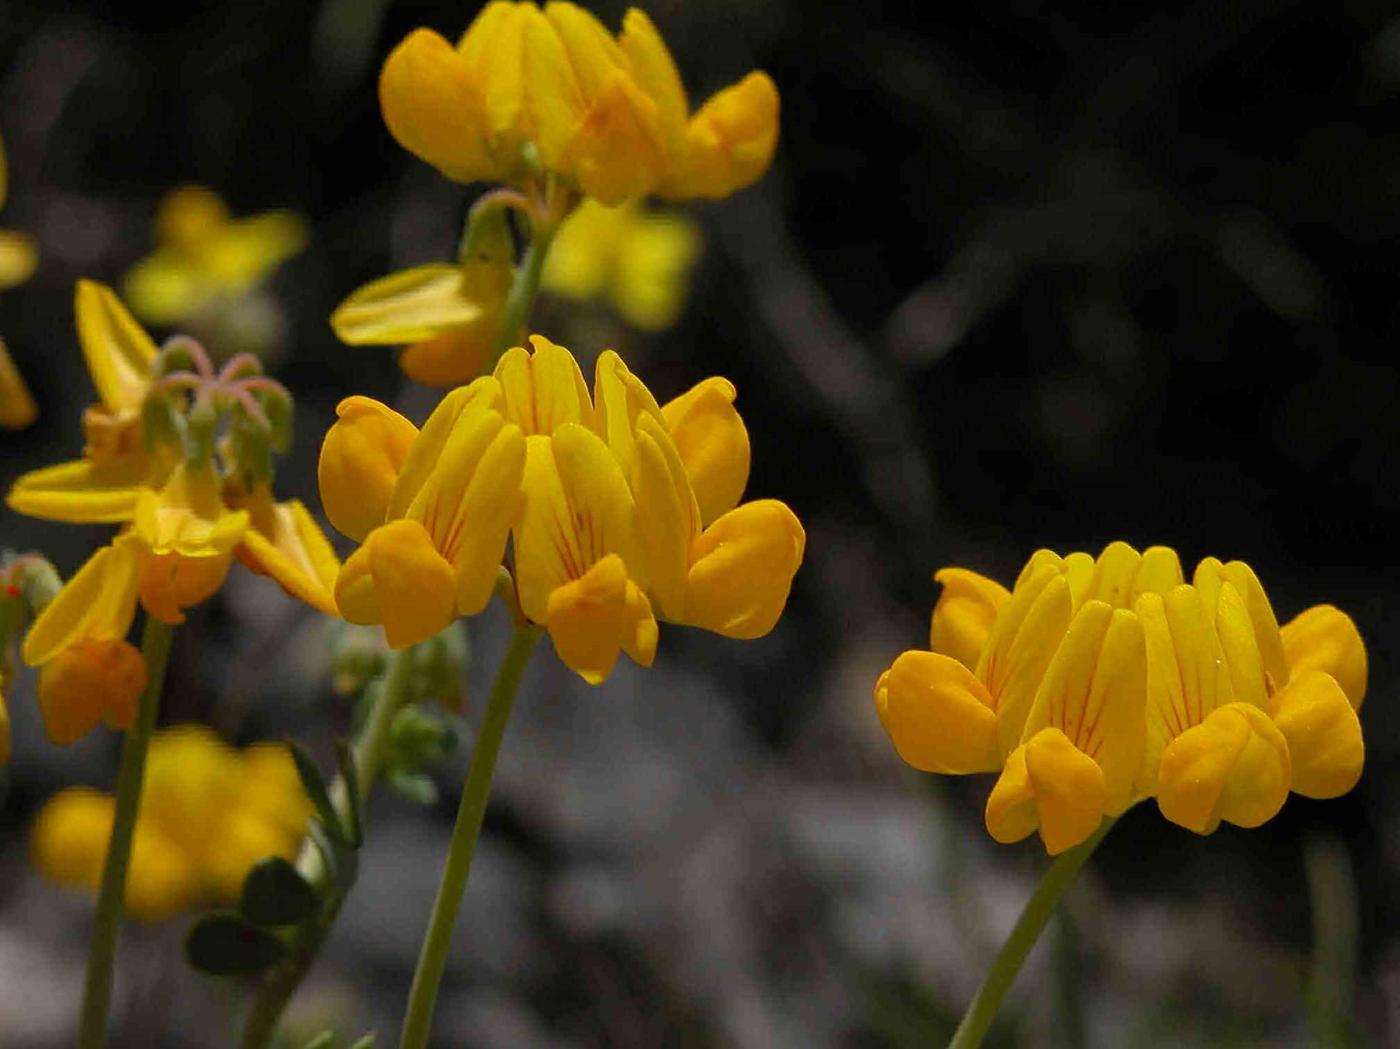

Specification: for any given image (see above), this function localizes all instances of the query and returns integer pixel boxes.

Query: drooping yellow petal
[22,542,141,667]
[1267,670,1363,799]
[544,553,657,684]
[1280,604,1367,710]
[873,651,999,774]
[137,550,234,625]
[331,264,485,346]
[379,29,497,183]
[1156,702,1290,834]
[0,229,38,289]
[133,465,249,558]
[37,637,148,744]
[6,458,144,523]
[0,338,38,429]
[336,519,457,649]
[928,567,1010,670]
[75,280,157,416]
[985,728,1107,855]
[661,72,779,201]
[682,499,804,639]
[494,334,595,435]
[618,8,689,162]
[235,497,342,616]
[318,395,418,542]
[660,376,749,527]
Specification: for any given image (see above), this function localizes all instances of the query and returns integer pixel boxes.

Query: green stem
[238,645,418,1049]
[947,819,1113,1049]
[488,224,557,369]
[78,615,174,1049]
[399,625,541,1049]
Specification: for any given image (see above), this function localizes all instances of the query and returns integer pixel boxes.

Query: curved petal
[336,519,457,649]
[0,338,37,429]
[544,553,657,684]
[976,567,1072,754]
[387,376,504,518]
[682,498,804,640]
[133,466,248,557]
[493,334,595,436]
[317,395,418,542]
[631,414,697,619]
[7,458,144,523]
[562,68,666,205]
[1281,604,1367,710]
[235,499,341,616]
[331,264,483,346]
[661,72,778,201]
[22,542,140,666]
[1193,557,1288,691]
[618,8,688,161]
[660,376,749,527]
[873,650,999,774]
[75,280,157,416]
[38,637,148,744]
[1156,702,1290,834]
[1268,670,1363,799]
[928,567,1010,670]
[985,728,1106,855]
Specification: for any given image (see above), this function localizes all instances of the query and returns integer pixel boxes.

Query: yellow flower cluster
[0,127,39,429]
[32,726,311,922]
[875,543,1366,854]
[7,282,340,745]
[379,2,779,205]
[319,335,805,682]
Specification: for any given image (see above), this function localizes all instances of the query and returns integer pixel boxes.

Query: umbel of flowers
[875,542,1366,854]
[319,334,805,682]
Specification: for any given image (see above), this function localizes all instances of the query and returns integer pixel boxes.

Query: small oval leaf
[185,912,286,976]
[241,856,319,927]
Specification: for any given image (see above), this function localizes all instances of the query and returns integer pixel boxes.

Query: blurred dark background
[2,1,1399,1046]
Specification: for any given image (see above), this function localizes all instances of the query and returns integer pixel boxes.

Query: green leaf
[288,740,345,846]
[298,1033,335,1049]
[185,912,286,976]
[240,856,319,927]
[335,738,363,847]
[387,770,439,806]
[347,1034,377,1049]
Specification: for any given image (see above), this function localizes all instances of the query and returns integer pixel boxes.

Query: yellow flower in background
[0,338,37,430]
[1,128,39,429]
[32,726,311,921]
[542,199,700,331]
[379,3,779,206]
[123,186,306,329]
[874,543,1366,854]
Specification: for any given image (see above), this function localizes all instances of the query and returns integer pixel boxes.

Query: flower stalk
[398,624,541,1049]
[947,818,1113,1049]
[78,615,175,1049]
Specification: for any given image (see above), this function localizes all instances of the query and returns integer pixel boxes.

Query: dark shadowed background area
[2,1,1399,1046]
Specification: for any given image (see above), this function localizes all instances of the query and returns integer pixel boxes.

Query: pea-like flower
[875,542,1365,854]
[378,2,779,206]
[318,335,805,682]
[31,726,311,921]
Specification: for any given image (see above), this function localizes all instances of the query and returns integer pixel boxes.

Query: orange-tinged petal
[1281,604,1367,710]
[379,29,497,183]
[681,498,803,639]
[318,395,418,542]
[544,553,657,684]
[235,498,341,616]
[137,550,233,625]
[22,542,140,667]
[38,637,147,744]
[399,330,493,388]
[660,376,750,527]
[6,458,144,524]
[1267,670,1363,799]
[75,280,157,416]
[662,72,778,201]
[336,519,457,649]
[873,651,999,774]
[928,567,1010,670]
[985,729,1107,855]
[494,334,595,435]
[1156,702,1290,834]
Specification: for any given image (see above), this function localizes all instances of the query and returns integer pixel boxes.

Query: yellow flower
[0,338,37,430]
[0,127,38,291]
[379,3,779,205]
[31,727,310,921]
[123,186,306,328]
[542,198,700,330]
[874,543,1366,854]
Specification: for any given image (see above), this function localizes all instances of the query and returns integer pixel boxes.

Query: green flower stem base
[238,644,418,1049]
[78,615,175,1049]
[488,218,559,369]
[398,624,542,1049]
[947,819,1114,1049]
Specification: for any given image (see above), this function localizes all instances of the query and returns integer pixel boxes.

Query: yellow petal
[541,199,618,302]
[33,788,115,890]
[1193,557,1288,690]
[331,264,485,345]
[630,413,697,619]
[75,280,157,416]
[681,498,804,639]
[132,465,249,557]
[0,229,38,290]
[517,4,585,162]
[399,330,491,388]
[493,334,595,435]
[985,728,1106,855]
[235,497,342,616]
[154,186,231,250]
[873,651,999,774]
[379,29,497,183]
[336,519,457,649]
[1131,544,1184,600]
[6,458,144,523]
[1156,702,1290,834]
[38,637,148,745]
[387,376,504,519]
[544,2,626,97]
[544,553,657,684]
[562,68,666,205]
[610,207,700,331]
[1281,604,1367,710]
[618,8,688,161]
[661,72,779,201]
[22,542,141,667]
[1086,540,1141,607]
[1267,671,1363,799]
[123,251,212,327]
[928,567,1010,670]
[592,348,663,473]
[1213,582,1269,709]
[137,551,233,625]
[0,338,38,429]
[318,395,419,542]
[197,211,306,291]
[660,376,749,527]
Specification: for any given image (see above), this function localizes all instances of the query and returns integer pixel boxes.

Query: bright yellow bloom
[542,198,700,330]
[32,726,311,921]
[874,543,1366,854]
[123,186,305,328]
[379,3,779,205]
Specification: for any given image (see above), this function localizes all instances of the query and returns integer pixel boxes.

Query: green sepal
[185,912,286,976]
[288,741,343,845]
[387,770,439,807]
[240,856,319,927]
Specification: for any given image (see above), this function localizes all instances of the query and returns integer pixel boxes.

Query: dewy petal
[330,264,485,346]
[928,567,1010,671]
[1156,702,1290,834]
[494,334,595,436]
[379,29,497,183]
[985,728,1107,855]
[336,520,457,649]
[1280,604,1367,710]
[873,651,999,774]
[682,499,804,640]
[22,541,140,667]
[618,8,689,162]
[660,72,779,201]
[1267,670,1363,799]
[660,376,750,527]
[544,553,657,684]
[318,395,418,542]
[75,280,157,417]
[235,497,341,616]
[7,458,144,524]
